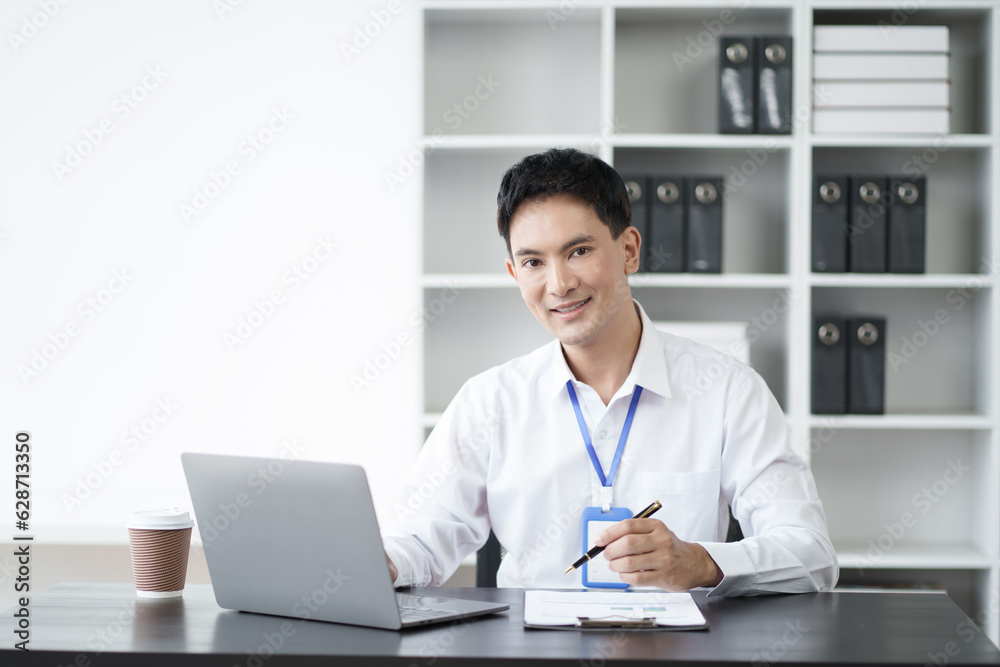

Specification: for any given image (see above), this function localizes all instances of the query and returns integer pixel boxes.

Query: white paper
[813,108,950,134]
[813,54,949,80]
[813,26,949,53]
[813,81,950,109]
[523,591,707,628]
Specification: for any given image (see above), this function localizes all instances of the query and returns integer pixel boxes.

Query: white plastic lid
[127,509,194,530]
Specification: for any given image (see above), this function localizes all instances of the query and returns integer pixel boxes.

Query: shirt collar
[545,300,672,403]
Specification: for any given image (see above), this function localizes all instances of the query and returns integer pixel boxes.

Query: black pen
[563,500,662,575]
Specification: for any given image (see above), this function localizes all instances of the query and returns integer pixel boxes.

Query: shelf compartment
[812,287,994,415]
[614,6,794,135]
[423,146,596,275]
[422,287,553,414]
[812,146,994,275]
[632,286,791,410]
[811,430,993,562]
[813,7,993,135]
[615,146,790,274]
[424,7,601,136]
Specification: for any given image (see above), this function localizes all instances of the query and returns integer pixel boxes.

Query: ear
[505,256,517,282]
[621,225,641,275]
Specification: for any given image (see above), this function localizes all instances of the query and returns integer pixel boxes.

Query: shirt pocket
[638,470,722,543]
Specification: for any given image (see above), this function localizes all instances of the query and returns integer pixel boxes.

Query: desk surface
[2,583,1000,666]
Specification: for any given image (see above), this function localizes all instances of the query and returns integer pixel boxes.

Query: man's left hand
[594,518,724,590]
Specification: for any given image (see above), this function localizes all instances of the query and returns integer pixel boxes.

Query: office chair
[475,507,744,587]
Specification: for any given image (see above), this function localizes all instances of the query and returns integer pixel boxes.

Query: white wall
[0,0,423,568]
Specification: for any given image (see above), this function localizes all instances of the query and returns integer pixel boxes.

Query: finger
[606,552,659,574]
[601,533,657,560]
[594,518,657,547]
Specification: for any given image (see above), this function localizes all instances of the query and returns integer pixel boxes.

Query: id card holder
[581,505,632,589]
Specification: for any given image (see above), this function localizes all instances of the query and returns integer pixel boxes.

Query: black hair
[496,148,631,256]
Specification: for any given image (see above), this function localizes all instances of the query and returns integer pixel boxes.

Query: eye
[571,247,590,258]
[522,258,541,269]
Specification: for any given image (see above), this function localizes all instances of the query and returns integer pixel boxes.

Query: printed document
[523,591,709,630]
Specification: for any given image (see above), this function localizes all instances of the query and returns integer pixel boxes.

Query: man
[383,148,838,595]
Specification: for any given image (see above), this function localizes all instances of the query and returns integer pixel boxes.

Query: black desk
[2,583,1000,666]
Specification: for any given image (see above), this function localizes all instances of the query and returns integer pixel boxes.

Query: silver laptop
[181,452,509,630]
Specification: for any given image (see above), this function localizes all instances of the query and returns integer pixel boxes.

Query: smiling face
[505,193,641,350]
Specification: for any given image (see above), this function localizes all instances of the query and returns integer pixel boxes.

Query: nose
[547,260,578,297]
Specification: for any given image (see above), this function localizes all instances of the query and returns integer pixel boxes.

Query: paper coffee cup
[127,509,194,599]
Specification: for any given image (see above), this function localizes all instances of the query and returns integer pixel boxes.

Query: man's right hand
[386,553,398,583]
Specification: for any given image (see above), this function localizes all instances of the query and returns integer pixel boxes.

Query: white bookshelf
[420,0,1000,644]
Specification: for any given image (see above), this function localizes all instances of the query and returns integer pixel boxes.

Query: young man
[382,148,838,595]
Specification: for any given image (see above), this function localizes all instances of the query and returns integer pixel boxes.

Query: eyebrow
[513,234,597,258]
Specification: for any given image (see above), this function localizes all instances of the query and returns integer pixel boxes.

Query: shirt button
[598,430,608,439]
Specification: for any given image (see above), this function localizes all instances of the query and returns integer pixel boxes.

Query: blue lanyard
[566,380,643,488]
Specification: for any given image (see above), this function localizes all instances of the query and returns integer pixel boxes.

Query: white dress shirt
[382,301,839,596]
